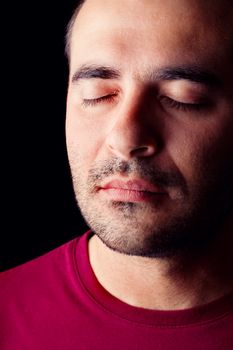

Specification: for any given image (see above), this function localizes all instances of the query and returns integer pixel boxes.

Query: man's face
[66,0,233,257]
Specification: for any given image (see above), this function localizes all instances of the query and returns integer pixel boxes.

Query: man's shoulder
[1,237,74,277]
[0,231,93,348]
[0,233,87,304]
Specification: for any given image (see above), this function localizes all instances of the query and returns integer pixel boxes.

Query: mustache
[87,157,187,191]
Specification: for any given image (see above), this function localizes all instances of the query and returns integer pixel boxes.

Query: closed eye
[160,96,209,112]
[82,93,117,107]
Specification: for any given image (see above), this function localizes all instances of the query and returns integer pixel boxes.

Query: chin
[84,208,206,258]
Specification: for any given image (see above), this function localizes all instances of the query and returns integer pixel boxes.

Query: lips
[99,179,167,202]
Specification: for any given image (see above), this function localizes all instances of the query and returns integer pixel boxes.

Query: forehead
[70,0,233,79]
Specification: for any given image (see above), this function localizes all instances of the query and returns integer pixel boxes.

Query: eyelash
[82,94,116,107]
[82,94,207,112]
[160,96,207,112]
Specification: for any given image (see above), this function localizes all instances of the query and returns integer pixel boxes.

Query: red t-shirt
[1,231,233,349]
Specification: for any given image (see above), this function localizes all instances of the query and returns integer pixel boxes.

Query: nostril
[139,146,149,152]
[130,145,157,157]
[131,146,147,154]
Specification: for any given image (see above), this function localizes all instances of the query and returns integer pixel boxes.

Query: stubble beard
[70,156,233,259]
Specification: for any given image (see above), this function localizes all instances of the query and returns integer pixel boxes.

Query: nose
[105,94,161,160]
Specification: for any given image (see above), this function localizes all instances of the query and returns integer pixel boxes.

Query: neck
[88,218,233,310]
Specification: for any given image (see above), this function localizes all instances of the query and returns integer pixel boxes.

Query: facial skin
[66,0,233,258]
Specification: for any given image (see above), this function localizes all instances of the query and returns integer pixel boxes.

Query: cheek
[66,106,105,173]
[166,119,232,187]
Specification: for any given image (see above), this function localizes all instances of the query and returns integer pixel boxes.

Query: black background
[1,1,88,271]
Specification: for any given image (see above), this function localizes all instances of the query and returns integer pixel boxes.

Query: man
[1,0,233,349]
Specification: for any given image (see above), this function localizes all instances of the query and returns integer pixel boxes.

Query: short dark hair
[65,1,85,61]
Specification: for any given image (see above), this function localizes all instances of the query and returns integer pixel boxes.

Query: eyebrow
[153,67,221,87]
[71,64,221,87]
[71,65,120,83]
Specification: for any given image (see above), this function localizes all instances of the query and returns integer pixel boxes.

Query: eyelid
[159,95,210,112]
[82,92,118,107]
[78,79,120,98]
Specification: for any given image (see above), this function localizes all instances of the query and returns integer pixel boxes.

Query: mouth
[98,178,168,203]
